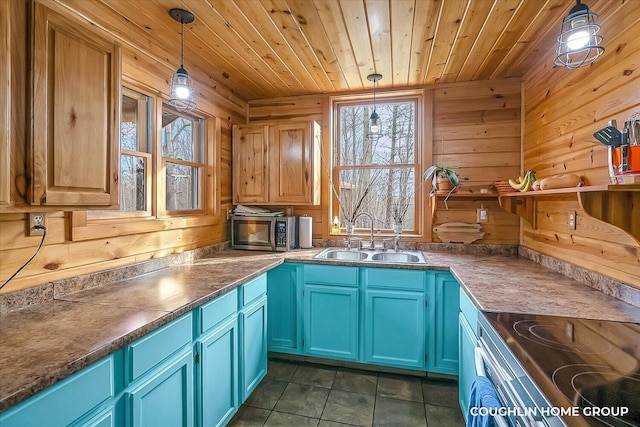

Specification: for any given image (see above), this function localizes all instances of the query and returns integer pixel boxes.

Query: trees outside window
[161,108,204,212]
[332,95,421,234]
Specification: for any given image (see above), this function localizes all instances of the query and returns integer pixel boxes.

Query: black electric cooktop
[484,312,640,427]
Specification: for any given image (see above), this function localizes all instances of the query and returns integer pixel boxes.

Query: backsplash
[0,242,230,315]
[3,242,638,314]
[519,246,640,309]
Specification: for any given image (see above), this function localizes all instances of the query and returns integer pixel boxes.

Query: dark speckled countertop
[2,248,640,412]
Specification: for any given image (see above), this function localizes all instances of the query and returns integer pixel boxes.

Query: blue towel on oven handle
[467,376,502,427]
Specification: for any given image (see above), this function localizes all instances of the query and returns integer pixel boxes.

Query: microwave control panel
[275,221,287,247]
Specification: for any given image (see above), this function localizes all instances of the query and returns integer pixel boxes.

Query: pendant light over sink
[554,0,604,69]
[168,8,196,112]
[367,73,382,135]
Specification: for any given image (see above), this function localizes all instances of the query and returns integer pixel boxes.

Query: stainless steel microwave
[231,216,298,251]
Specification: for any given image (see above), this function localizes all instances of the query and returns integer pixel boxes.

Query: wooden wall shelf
[498,185,640,245]
[428,192,498,218]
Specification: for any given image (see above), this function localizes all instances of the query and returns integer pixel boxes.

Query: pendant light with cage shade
[554,0,604,69]
[168,8,196,112]
[367,73,382,135]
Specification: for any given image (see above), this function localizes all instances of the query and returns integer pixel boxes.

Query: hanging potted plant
[422,165,460,195]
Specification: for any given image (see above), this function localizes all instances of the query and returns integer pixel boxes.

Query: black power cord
[0,225,47,292]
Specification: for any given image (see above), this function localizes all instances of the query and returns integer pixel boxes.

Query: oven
[476,311,640,427]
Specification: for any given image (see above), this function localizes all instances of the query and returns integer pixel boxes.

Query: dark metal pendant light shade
[554,0,604,69]
[367,73,382,134]
[169,8,196,112]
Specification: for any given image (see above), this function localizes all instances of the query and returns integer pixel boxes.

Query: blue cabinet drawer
[363,268,424,291]
[200,289,237,334]
[241,274,267,307]
[128,313,192,382]
[304,265,358,286]
[459,289,478,335]
[0,356,113,427]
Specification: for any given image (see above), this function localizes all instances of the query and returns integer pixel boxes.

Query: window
[90,87,152,219]
[161,107,204,213]
[332,94,421,234]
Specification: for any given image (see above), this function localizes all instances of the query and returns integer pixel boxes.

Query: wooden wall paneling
[0,0,10,207]
[431,199,519,244]
[365,0,392,83]
[522,1,640,288]
[335,0,374,83]
[389,0,416,86]
[0,1,244,293]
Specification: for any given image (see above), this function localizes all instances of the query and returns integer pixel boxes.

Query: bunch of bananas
[508,170,538,192]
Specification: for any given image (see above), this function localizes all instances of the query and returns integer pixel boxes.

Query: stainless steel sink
[313,248,426,264]
[370,252,424,263]
[320,250,368,260]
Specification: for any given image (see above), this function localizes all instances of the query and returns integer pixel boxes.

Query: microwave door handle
[270,222,277,250]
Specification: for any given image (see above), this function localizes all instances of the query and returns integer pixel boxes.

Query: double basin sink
[313,247,427,264]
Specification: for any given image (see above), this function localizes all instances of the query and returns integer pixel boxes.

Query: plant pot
[435,177,457,195]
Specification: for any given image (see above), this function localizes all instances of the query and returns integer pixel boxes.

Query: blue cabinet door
[239,295,268,403]
[197,317,238,427]
[459,312,477,422]
[127,349,194,427]
[364,289,425,369]
[267,263,301,354]
[0,356,114,427]
[428,273,460,375]
[303,284,359,361]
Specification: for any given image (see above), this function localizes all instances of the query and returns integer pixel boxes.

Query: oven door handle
[473,346,510,427]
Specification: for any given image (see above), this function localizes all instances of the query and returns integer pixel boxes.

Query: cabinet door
[269,122,315,204]
[239,296,268,403]
[31,3,121,207]
[0,356,114,427]
[267,264,301,353]
[364,290,425,370]
[459,312,477,422]
[428,273,460,375]
[127,350,194,427]
[197,317,238,427]
[232,125,269,204]
[303,284,358,361]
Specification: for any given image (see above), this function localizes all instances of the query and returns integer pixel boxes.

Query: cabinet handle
[113,172,118,183]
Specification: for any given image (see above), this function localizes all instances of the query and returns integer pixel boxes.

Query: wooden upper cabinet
[233,125,269,204]
[270,122,320,205]
[232,122,320,206]
[30,2,121,207]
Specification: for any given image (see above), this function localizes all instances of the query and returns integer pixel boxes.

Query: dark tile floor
[228,359,465,427]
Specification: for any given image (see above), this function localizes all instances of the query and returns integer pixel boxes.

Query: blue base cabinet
[1,274,271,427]
[428,272,460,375]
[363,289,425,369]
[458,289,479,422]
[126,349,194,427]
[0,356,116,427]
[238,275,268,403]
[196,289,239,427]
[304,284,359,361]
[267,264,301,354]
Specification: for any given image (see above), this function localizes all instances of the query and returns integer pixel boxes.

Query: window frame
[158,104,206,217]
[89,86,153,220]
[329,90,426,237]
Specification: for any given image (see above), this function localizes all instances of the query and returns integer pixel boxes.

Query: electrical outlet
[568,211,577,230]
[28,213,46,236]
[476,207,488,223]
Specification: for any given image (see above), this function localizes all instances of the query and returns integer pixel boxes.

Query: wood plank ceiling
[57,0,618,101]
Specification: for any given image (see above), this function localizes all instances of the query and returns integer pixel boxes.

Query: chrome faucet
[353,212,376,250]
